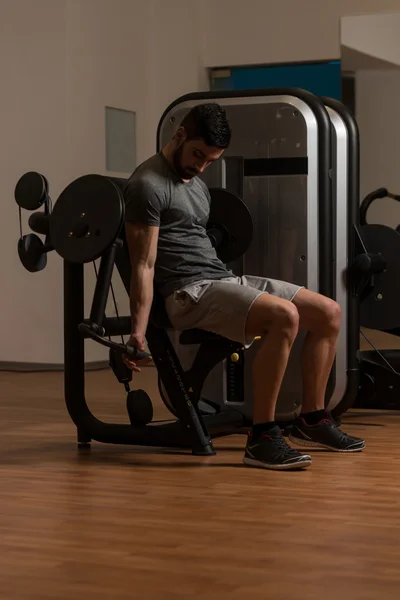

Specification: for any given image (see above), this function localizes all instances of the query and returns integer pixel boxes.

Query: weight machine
[14,87,400,456]
[16,170,254,455]
[157,90,358,421]
[353,187,400,410]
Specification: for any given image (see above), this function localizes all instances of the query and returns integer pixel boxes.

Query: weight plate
[15,171,47,211]
[126,389,153,426]
[207,187,253,264]
[358,224,400,330]
[50,175,124,263]
[17,234,47,272]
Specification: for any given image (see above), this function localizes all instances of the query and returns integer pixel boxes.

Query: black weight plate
[17,234,47,272]
[359,224,400,330]
[15,172,47,210]
[50,175,124,263]
[126,389,153,426]
[208,187,253,264]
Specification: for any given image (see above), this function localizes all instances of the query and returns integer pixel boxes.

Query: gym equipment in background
[157,89,360,422]
[15,87,349,454]
[15,172,53,272]
[15,171,254,455]
[320,95,360,417]
[352,187,400,410]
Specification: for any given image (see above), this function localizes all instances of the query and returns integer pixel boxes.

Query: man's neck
[161,143,190,183]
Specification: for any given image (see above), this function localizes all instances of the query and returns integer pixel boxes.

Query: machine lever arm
[78,323,151,361]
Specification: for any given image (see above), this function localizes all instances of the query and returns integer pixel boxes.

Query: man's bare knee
[273,302,299,337]
[294,289,342,336]
[321,298,341,335]
[247,295,299,340]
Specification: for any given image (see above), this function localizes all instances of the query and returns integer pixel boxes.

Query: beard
[173,144,197,180]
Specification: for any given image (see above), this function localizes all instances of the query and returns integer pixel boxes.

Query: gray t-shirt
[124,152,232,298]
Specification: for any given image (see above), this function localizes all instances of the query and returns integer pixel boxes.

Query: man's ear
[174,126,187,144]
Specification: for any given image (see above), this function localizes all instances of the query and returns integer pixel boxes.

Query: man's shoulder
[127,153,170,192]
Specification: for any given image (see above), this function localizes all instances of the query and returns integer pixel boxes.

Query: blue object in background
[211,61,342,100]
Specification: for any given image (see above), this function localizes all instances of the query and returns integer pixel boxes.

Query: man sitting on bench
[123,103,365,471]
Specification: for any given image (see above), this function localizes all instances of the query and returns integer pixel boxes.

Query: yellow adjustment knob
[231,353,240,362]
[254,336,261,341]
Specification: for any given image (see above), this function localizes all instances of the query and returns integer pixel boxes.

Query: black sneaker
[243,426,312,470]
[289,413,366,452]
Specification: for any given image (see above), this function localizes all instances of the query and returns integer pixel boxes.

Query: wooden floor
[1,369,400,600]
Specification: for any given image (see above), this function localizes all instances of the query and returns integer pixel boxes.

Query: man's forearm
[130,264,154,336]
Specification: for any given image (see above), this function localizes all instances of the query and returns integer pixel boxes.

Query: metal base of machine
[356,350,400,410]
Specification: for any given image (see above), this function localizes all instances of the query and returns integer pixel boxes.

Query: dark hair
[180,103,231,149]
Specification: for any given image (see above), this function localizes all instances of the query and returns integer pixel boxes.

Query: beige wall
[202,0,400,68]
[64,0,156,363]
[356,69,400,226]
[3,0,400,365]
[1,0,156,364]
[0,0,69,364]
[152,1,209,120]
[341,13,400,66]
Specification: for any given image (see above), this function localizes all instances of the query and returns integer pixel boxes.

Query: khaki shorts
[165,275,303,347]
